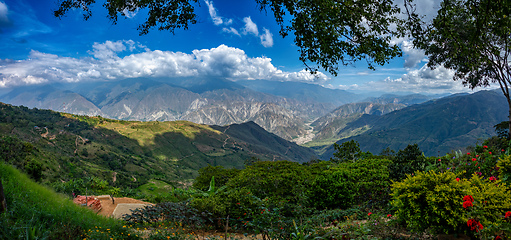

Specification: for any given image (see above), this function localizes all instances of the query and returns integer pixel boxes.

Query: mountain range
[318,90,507,158]
[0,78,360,141]
[0,78,506,158]
[0,102,316,186]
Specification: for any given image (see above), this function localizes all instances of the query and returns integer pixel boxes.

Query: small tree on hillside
[406,0,511,138]
[331,140,372,163]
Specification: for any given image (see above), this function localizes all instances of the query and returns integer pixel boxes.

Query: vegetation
[0,103,311,200]
[0,163,136,239]
[2,101,511,239]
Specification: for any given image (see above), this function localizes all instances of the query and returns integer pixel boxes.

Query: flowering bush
[391,171,470,233]
[391,171,511,234]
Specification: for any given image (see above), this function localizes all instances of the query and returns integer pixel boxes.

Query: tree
[389,143,426,180]
[406,0,511,137]
[331,140,371,163]
[54,0,403,75]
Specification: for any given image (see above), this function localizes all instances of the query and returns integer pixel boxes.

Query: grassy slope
[0,163,131,239]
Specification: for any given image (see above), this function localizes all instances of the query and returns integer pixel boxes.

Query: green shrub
[391,171,471,234]
[308,158,391,209]
[308,167,357,210]
[192,165,240,191]
[226,161,312,204]
[391,170,511,234]
[497,154,511,186]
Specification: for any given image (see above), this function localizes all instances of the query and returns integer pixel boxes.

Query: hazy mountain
[0,85,103,116]
[237,79,362,106]
[319,90,507,158]
[359,93,436,106]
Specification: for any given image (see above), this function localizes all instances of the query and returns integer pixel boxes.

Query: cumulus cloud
[401,40,426,68]
[260,28,273,48]
[338,64,473,94]
[0,40,328,88]
[242,16,259,36]
[204,0,232,26]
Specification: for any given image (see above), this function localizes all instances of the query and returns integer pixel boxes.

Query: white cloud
[88,40,128,59]
[222,27,240,36]
[242,16,258,36]
[122,8,138,18]
[0,41,328,88]
[401,40,426,68]
[260,28,273,48]
[337,63,485,94]
[204,0,232,26]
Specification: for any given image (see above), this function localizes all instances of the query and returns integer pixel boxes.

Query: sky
[0,0,498,95]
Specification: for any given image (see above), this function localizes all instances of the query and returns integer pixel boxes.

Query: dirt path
[96,196,153,218]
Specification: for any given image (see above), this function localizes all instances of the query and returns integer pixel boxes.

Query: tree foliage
[54,0,404,75]
[331,140,371,163]
[406,0,511,136]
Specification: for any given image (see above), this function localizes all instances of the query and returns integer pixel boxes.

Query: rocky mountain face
[0,78,349,141]
[310,102,406,143]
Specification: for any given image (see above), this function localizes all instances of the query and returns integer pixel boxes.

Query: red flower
[463,201,473,208]
[496,236,502,240]
[483,145,488,149]
[502,149,505,152]
[368,212,372,216]
[456,178,460,182]
[505,211,511,218]
[387,214,392,217]
[489,152,492,154]
[467,152,471,155]
[472,158,477,161]
[463,195,474,203]
[237,202,240,205]
[489,176,497,181]
[467,219,483,232]
[438,159,441,162]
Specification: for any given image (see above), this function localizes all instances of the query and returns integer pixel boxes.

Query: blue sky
[0,0,493,95]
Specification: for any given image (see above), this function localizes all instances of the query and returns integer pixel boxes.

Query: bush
[497,154,511,186]
[226,161,312,205]
[308,158,391,209]
[391,170,511,234]
[192,165,240,191]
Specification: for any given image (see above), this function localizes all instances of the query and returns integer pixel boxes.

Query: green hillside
[0,102,315,193]
[320,90,508,158]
